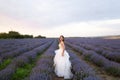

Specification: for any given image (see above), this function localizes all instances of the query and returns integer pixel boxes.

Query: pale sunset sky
[0,0,120,37]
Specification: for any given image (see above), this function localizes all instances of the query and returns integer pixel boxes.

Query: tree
[0,31,33,39]
[34,35,46,38]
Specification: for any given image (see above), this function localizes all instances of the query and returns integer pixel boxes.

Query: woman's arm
[61,42,65,56]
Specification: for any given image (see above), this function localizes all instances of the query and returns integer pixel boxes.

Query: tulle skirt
[53,49,73,79]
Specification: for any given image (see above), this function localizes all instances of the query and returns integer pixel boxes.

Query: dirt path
[53,74,64,80]
[67,45,120,80]
[53,77,64,80]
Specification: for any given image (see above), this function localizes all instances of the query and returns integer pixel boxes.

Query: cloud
[0,14,45,36]
[0,14,120,37]
[0,0,120,37]
[42,19,120,37]
[0,0,120,28]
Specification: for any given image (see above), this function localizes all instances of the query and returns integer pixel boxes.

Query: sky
[0,0,120,37]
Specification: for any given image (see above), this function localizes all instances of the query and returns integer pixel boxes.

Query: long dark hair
[59,35,64,42]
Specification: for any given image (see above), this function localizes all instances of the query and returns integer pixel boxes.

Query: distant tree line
[34,35,46,38]
[0,31,46,39]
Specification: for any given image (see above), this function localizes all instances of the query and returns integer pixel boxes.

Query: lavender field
[0,38,120,80]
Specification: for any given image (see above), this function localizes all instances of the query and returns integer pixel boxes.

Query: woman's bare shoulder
[60,41,64,44]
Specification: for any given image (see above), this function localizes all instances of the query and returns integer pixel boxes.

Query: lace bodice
[58,43,62,49]
[58,43,65,49]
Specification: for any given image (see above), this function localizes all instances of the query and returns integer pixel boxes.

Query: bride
[53,35,73,79]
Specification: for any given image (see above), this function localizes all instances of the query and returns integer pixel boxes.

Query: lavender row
[0,40,45,59]
[94,48,120,63]
[0,40,53,80]
[67,42,120,77]
[0,39,49,55]
[0,39,50,64]
[77,42,120,63]
[0,39,38,54]
[68,39,120,63]
[69,51,103,80]
[0,39,26,54]
[66,38,120,52]
[28,40,58,80]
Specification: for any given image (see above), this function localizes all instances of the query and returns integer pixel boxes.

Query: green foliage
[34,35,46,38]
[0,31,47,39]
[23,34,33,38]
[0,31,33,39]
[0,33,8,39]
[11,52,43,80]
[84,54,92,61]
[74,71,89,80]
[0,59,12,70]
[105,67,120,76]
[95,60,104,67]
[11,64,34,80]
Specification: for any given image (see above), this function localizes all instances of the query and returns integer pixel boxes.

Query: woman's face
[60,36,63,41]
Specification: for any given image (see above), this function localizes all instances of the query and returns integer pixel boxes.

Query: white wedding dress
[53,43,73,79]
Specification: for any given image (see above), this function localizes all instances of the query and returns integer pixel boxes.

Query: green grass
[10,43,51,80]
[84,54,92,61]
[105,67,120,77]
[0,59,12,70]
[11,63,34,80]
[11,52,43,80]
